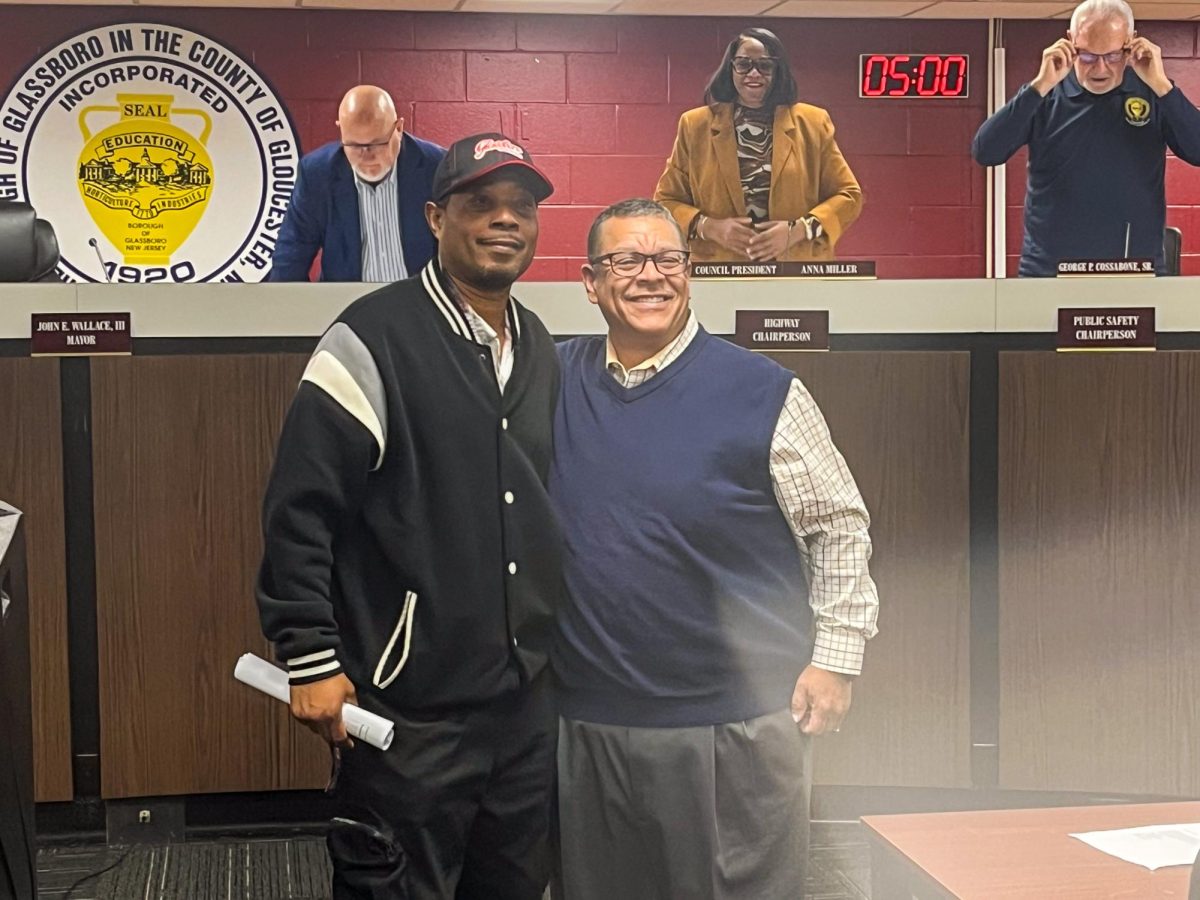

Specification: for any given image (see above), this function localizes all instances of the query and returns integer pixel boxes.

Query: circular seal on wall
[0,23,300,283]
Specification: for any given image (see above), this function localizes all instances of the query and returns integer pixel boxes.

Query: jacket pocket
[372,590,418,689]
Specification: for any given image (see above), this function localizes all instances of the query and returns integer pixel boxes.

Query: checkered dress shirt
[606,312,879,674]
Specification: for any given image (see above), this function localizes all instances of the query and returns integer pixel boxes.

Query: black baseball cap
[432,133,554,204]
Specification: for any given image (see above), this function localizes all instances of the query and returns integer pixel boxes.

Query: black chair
[1164,225,1182,277]
[0,200,61,282]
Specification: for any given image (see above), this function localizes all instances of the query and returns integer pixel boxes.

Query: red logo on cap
[474,138,525,161]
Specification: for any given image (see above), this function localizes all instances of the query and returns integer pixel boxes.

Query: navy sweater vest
[550,328,814,727]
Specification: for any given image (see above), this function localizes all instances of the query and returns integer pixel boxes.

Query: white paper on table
[1070,822,1200,871]
[234,653,395,751]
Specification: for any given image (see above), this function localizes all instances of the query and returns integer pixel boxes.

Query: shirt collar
[1062,67,1138,99]
[354,162,397,191]
[419,259,521,347]
[606,311,698,379]
[459,297,518,352]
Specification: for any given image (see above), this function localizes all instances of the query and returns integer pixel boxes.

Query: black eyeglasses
[732,56,777,76]
[341,121,397,155]
[590,250,690,277]
[1075,46,1129,65]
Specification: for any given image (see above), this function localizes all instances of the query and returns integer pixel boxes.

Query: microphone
[88,237,112,283]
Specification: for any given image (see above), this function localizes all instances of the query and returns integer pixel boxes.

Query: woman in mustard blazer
[654,27,863,262]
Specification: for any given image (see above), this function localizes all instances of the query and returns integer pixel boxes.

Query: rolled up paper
[234,653,395,751]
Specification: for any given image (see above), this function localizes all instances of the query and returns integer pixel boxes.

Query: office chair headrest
[0,201,38,282]
[33,218,61,282]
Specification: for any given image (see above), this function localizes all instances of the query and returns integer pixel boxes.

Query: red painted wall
[1001,20,1200,275]
[2,8,990,279]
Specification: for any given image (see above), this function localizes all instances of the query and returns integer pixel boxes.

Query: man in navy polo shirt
[973,0,1200,276]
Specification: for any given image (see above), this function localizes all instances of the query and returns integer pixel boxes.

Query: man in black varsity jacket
[255,133,562,900]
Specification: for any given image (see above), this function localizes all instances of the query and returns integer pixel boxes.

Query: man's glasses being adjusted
[1074,46,1130,65]
[591,251,690,277]
[731,56,778,76]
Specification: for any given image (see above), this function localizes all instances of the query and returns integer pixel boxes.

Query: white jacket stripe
[303,351,387,470]
[288,648,336,667]
[289,659,341,680]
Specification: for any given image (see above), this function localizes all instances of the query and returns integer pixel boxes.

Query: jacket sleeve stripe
[302,350,386,470]
[287,648,336,667]
[306,321,388,463]
[288,659,342,681]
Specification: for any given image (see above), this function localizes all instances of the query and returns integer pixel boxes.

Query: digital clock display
[859,54,970,98]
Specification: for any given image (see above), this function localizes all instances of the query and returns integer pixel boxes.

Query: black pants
[328,675,555,900]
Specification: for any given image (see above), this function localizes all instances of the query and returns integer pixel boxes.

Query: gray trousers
[556,709,812,900]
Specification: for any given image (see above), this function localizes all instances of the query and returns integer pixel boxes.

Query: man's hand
[290,672,358,748]
[791,665,852,736]
[747,221,793,261]
[704,216,757,257]
[1129,36,1172,97]
[1032,38,1076,96]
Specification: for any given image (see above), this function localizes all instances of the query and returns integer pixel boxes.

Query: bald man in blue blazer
[268,86,445,282]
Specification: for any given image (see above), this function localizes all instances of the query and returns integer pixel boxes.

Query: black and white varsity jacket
[256,260,562,712]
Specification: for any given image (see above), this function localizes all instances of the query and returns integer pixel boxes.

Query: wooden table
[862,802,1200,899]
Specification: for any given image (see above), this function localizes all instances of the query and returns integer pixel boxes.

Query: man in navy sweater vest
[551,199,880,900]
[257,135,561,900]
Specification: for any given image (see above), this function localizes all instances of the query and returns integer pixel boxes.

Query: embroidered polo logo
[1124,97,1150,127]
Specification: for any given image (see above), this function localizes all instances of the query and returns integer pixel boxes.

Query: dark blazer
[267,133,446,282]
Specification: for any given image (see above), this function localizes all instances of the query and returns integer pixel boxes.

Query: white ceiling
[4,0,1200,19]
